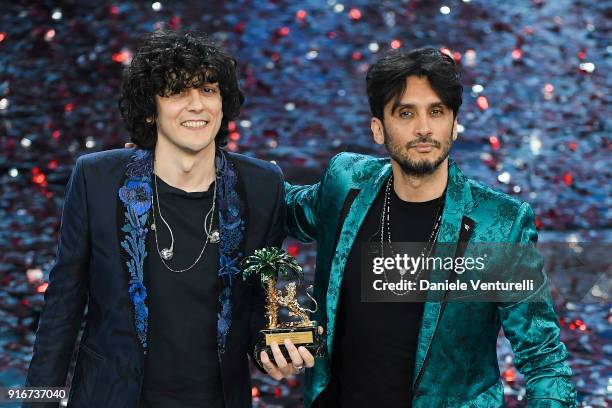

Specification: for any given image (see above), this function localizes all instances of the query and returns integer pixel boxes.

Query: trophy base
[254,321,325,366]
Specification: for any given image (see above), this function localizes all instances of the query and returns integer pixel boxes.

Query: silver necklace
[379,175,444,295]
[151,171,220,273]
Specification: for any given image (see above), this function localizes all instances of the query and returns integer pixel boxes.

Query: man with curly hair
[25,30,314,408]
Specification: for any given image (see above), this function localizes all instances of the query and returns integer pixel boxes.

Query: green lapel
[325,162,392,356]
[412,159,474,385]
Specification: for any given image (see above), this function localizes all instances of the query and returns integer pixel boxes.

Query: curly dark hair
[366,48,463,121]
[119,30,245,149]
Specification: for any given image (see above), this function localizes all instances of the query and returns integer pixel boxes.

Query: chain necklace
[379,174,445,296]
[151,171,220,273]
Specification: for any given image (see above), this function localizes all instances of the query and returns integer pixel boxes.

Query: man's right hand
[260,326,324,381]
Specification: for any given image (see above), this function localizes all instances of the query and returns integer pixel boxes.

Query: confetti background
[0,1,610,407]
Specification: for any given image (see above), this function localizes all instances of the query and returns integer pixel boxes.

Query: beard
[383,126,452,176]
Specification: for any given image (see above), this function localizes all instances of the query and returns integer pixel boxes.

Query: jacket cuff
[527,376,577,407]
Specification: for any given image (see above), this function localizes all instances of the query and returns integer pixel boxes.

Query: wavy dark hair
[366,48,463,121]
[119,30,245,148]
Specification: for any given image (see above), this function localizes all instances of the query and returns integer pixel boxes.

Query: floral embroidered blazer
[25,148,285,408]
[285,152,577,408]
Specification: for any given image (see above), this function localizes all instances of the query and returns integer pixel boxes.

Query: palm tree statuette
[242,247,303,329]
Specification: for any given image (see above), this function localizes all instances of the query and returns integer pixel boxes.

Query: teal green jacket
[285,153,576,407]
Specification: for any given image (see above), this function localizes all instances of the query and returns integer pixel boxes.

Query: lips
[411,143,436,153]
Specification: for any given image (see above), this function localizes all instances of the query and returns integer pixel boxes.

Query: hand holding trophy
[242,247,325,379]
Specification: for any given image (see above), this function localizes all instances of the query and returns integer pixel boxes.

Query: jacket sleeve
[284,152,353,243]
[249,166,286,372]
[25,157,90,393]
[497,203,577,407]
[284,153,351,243]
[284,181,321,243]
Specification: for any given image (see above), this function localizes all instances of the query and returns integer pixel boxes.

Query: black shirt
[321,183,443,408]
[140,177,224,408]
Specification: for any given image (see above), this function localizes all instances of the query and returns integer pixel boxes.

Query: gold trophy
[242,247,325,365]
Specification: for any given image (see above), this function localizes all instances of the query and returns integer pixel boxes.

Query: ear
[371,117,385,145]
[452,118,458,141]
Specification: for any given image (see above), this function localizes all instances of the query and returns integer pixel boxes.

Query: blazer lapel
[117,149,153,354]
[326,163,392,355]
[214,150,246,355]
[412,160,475,386]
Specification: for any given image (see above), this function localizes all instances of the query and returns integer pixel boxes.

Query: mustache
[406,137,441,148]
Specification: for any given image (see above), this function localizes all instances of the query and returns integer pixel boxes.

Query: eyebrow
[391,100,446,114]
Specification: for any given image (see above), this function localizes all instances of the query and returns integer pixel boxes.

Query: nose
[186,88,205,112]
[415,116,432,138]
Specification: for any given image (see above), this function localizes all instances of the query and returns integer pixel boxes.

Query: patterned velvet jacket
[285,152,577,408]
[25,148,285,408]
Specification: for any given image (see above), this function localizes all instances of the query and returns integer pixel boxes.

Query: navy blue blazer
[25,148,285,408]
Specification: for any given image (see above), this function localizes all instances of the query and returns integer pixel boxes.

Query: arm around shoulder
[284,153,349,243]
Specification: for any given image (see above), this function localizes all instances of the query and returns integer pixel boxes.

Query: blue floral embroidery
[126,149,154,178]
[119,150,153,353]
[219,255,241,284]
[215,150,245,353]
[129,281,148,335]
[129,281,147,303]
[217,286,232,352]
[119,180,152,216]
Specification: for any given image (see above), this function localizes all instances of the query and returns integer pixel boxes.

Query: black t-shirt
[140,177,224,408]
[320,183,443,408]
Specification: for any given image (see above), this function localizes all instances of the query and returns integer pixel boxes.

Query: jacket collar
[325,161,392,356]
[413,159,475,384]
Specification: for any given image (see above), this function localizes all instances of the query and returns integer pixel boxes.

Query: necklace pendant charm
[209,230,220,243]
[151,223,156,231]
[160,248,173,260]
